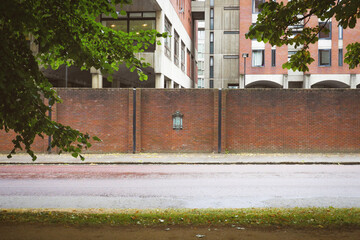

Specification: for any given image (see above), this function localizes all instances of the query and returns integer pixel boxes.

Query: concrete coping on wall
[1,153,360,165]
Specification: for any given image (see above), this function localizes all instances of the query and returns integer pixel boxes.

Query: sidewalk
[0,153,360,164]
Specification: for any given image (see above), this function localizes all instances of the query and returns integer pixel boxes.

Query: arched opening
[357,84,360,89]
[311,80,349,88]
[246,80,282,88]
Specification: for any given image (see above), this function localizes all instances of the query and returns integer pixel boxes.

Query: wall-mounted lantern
[172,111,183,130]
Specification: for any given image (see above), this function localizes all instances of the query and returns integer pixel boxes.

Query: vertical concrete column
[169,80,174,88]
[282,74,288,89]
[239,74,245,89]
[90,67,103,88]
[350,74,357,89]
[154,11,164,75]
[303,74,311,89]
[155,73,165,88]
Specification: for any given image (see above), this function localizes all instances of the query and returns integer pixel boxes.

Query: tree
[0,0,165,160]
[246,0,360,72]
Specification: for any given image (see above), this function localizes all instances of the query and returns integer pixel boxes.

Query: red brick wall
[140,89,215,152]
[1,89,359,154]
[226,89,360,152]
[55,88,130,153]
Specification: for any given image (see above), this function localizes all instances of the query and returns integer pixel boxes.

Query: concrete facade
[43,0,198,89]
[194,0,360,89]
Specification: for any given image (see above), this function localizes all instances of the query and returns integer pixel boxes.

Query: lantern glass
[172,111,183,130]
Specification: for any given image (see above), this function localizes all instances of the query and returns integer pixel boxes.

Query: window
[198,78,205,88]
[176,0,184,12]
[223,55,239,59]
[339,26,343,40]
[181,41,185,72]
[319,49,331,66]
[174,31,179,66]
[224,31,239,34]
[106,20,127,32]
[210,32,214,54]
[224,6,240,10]
[197,61,204,75]
[252,50,264,67]
[271,49,276,67]
[338,49,343,66]
[228,84,239,89]
[288,51,297,61]
[103,12,157,52]
[210,0,214,7]
[210,56,214,78]
[103,12,156,33]
[253,0,265,13]
[129,19,155,32]
[164,17,172,58]
[210,8,214,30]
[198,29,205,40]
[210,80,214,88]
[319,22,331,39]
[198,43,204,58]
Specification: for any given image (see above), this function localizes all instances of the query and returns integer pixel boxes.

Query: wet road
[0,165,359,209]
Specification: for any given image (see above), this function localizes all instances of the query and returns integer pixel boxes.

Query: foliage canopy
[246,0,360,72]
[0,0,165,160]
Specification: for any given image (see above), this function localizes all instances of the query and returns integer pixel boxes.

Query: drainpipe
[218,88,222,153]
[133,88,136,154]
[48,100,52,153]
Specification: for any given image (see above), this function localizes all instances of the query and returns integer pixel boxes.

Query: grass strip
[1,208,359,229]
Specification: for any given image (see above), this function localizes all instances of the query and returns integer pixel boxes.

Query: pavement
[0,153,360,164]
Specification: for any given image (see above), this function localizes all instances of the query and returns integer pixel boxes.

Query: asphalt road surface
[0,165,359,209]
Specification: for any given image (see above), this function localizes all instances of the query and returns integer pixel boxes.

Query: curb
[1,162,360,165]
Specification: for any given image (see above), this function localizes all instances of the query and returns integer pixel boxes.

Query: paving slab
[0,153,359,164]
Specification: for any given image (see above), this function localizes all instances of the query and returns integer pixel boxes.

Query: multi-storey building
[194,0,360,89]
[43,0,199,89]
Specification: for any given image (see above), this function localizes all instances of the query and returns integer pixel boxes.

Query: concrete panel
[245,74,284,87]
[318,40,332,49]
[309,74,351,87]
[215,0,239,5]
[222,58,239,80]
[222,34,239,54]
[251,40,265,50]
[223,10,239,31]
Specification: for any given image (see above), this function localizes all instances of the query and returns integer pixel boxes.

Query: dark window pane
[319,22,331,39]
[129,12,142,18]
[129,19,155,32]
[338,49,343,66]
[271,49,276,67]
[253,0,264,13]
[143,12,156,18]
[106,20,127,32]
[319,49,331,66]
[174,31,179,66]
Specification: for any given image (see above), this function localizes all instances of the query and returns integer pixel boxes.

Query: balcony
[191,1,205,20]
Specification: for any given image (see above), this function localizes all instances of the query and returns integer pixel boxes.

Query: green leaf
[92,136,102,142]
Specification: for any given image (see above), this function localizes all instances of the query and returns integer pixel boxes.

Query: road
[0,164,359,209]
